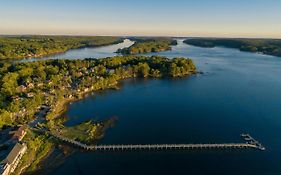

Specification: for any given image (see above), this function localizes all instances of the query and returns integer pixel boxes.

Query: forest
[184,38,281,57]
[117,37,177,54]
[0,56,196,128]
[0,36,122,60]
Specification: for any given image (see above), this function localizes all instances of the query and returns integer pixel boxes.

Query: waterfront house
[0,143,27,175]
[9,125,27,142]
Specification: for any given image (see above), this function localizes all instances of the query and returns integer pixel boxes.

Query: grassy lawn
[60,118,116,145]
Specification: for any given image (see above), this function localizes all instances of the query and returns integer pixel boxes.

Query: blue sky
[1,0,281,38]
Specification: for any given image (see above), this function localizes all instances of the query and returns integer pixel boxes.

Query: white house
[0,143,27,175]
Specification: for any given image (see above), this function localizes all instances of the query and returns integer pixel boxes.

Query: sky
[0,0,281,38]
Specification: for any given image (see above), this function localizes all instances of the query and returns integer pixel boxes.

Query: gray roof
[3,143,25,164]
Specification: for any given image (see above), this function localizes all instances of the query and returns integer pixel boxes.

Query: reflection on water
[44,40,281,175]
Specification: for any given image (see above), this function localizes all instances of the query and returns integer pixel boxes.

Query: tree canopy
[0,36,122,60]
[117,37,177,55]
[184,38,281,57]
[0,56,196,128]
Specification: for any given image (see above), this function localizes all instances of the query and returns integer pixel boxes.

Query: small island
[184,38,281,57]
[0,55,196,174]
[117,37,177,55]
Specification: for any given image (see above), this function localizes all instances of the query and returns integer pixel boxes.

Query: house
[64,94,73,99]
[9,125,27,142]
[106,69,115,74]
[18,85,27,93]
[84,88,89,92]
[46,80,53,85]
[0,143,27,175]
[26,93,34,98]
[27,83,34,89]
[77,72,83,77]
[11,96,21,101]
[37,83,44,87]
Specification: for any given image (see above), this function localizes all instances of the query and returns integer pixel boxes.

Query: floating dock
[241,133,266,151]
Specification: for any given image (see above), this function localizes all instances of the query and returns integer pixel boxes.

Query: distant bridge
[50,132,265,151]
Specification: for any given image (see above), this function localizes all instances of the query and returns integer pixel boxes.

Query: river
[44,40,281,175]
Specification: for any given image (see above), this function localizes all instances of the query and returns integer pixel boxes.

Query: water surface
[51,40,281,175]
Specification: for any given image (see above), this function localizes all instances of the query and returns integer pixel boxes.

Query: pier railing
[50,132,265,151]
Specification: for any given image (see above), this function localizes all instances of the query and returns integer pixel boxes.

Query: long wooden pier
[92,143,257,151]
[50,132,265,151]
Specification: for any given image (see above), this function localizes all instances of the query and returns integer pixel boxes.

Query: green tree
[169,63,177,77]
[137,63,150,77]
[1,72,19,96]
[0,109,12,128]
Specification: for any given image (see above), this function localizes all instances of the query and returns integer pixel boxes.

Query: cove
[51,40,281,175]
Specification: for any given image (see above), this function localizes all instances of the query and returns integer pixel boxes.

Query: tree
[0,109,12,128]
[1,72,19,96]
[169,63,177,77]
[137,63,150,77]
[18,67,33,78]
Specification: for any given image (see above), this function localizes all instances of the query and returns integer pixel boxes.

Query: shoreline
[0,56,196,174]
[25,39,125,59]
[183,39,281,58]
[23,75,196,174]
[0,39,125,61]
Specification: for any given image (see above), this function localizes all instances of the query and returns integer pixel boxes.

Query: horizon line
[0,34,281,40]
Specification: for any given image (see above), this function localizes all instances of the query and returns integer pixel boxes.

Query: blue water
[50,40,281,175]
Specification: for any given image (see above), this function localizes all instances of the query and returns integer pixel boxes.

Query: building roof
[3,143,25,164]
[18,125,27,132]
[9,125,27,141]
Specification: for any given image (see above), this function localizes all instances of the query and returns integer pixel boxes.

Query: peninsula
[0,55,196,174]
[184,38,281,57]
[0,36,123,60]
[117,37,177,55]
